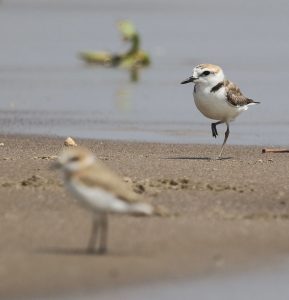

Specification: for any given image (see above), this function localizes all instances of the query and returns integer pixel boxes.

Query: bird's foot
[209,156,222,161]
[86,247,97,254]
[97,247,107,255]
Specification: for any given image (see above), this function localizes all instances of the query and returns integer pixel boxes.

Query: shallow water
[0,0,289,145]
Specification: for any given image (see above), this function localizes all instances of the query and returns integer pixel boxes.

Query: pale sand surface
[1,135,289,299]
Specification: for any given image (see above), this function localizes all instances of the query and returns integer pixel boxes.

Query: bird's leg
[211,121,224,138]
[218,122,230,159]
[98,213,108,255]
[87,215,100,253]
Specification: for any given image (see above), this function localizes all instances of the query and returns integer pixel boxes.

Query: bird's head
[53,147,96,173]
[181,64,225,87]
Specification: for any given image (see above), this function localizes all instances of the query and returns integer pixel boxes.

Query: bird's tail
[130,202,154,216]
[130,203,170,217]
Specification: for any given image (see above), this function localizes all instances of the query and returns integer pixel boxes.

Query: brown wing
[73,161,140,203]
[224,80,257,107]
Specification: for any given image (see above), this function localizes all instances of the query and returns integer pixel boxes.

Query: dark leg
[211,121,224,138]
[218,122,230,158]
[87,215,100,253]
[98,214,108,255]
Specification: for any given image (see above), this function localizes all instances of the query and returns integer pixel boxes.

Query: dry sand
[1,135,289,299]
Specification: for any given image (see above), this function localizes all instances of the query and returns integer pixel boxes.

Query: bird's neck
[194,82,214,94]
[195,76,225,93]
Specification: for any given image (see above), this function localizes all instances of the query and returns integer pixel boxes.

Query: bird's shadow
[34,247,149,258]
[35,247,102,256]
[162,156,233,161]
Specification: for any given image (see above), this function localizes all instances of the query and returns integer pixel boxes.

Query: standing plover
[181,64,260,158]
[54,147,155,254]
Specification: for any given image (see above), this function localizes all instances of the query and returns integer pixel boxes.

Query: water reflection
[115,86,132,112]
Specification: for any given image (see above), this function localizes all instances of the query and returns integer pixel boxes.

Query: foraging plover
[181,64,260,158]
[54,147,156,254]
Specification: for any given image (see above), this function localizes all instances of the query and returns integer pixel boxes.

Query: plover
[54,147,156,254]
[181,64,260,158]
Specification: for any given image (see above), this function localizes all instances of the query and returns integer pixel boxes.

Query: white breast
[193,85,247,122]
[66,180,131,213]
[66,179,153,215]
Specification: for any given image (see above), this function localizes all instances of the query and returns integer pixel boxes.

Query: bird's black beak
[181,76,197,84]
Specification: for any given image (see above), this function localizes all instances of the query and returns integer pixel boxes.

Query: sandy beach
[0,134,289,298]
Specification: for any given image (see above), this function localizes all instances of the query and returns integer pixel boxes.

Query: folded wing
[225,80,260,106]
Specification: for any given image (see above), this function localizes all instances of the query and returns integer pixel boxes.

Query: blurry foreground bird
[53,146,164,254]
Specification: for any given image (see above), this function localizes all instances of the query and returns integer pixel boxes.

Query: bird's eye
[202,71,210,76]
[69,156,80,162]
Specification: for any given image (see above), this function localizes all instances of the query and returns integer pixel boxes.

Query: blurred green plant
[79,20,150,81]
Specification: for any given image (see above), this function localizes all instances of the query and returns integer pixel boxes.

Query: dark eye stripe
[69,156,80,162]
[202,70,210,76]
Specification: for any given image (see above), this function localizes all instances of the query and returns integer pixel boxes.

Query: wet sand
[1,135,289,298]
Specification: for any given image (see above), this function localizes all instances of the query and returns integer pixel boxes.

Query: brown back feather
[73,161,140,203]
[224,80,258,106]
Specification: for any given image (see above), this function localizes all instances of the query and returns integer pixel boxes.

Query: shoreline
[0,131,271,147]
[1,134,289,298]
